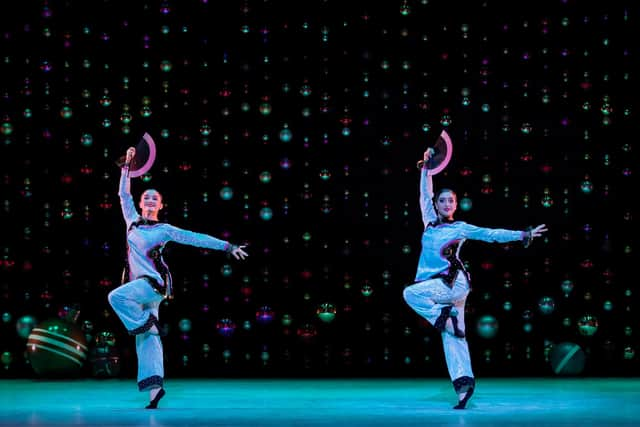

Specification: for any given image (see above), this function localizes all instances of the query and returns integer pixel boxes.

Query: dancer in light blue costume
[108,147,248,409]
[403,148,547,409]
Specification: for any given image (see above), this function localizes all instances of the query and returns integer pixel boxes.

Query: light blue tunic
[119,169,231,297]
[414,168,525,283]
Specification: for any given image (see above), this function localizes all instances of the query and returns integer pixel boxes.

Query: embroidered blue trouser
[108,278,164,391]
[403,271,475,394]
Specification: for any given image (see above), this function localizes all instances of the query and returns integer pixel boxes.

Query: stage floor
[0,377,638,426]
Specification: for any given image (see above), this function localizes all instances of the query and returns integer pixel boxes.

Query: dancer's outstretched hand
[530,224,548,238]
[523,224,548,248]
[231,245,249,260]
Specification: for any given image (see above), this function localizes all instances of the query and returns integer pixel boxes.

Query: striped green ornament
[27,319,88,376]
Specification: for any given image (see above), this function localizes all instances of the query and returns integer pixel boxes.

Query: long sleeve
[118,167,139,228]
[459,222,525,244]
[163,225,231,251]
[419,168,437,227]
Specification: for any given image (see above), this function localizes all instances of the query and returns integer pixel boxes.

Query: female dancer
[403,147,547,409]
[108,147,249,409]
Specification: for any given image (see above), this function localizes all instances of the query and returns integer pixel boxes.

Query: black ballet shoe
[453,386,474,410]
[434,306,452,332]
[145,388,166,409]
[450,315,466,338]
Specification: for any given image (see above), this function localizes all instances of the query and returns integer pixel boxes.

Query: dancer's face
[139,189,163,215]
[436,190,457,220]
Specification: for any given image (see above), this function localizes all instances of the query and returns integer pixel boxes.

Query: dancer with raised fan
[108,135,248,409]
[403,131,547,409]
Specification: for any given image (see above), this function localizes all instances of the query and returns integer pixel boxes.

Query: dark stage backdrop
[0,0,634,378]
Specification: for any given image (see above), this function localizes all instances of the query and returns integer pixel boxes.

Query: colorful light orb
[1,351,12,369]
[160,60,172,72]
[281,314,293,327]
[200,121,211,136]
[259,171,272,183]
[623,347,635,360]
[580,176,593,194]
[280,158,291,170]
[279,126,292,142]
[140,105,152,117]
[219,186,233,200]
[577,315,599,336]
[440,114,452,126]
[317,303,337,323]
[520,123,533,134]
[259,102,272,115]
[178,318,192,333]
[256,306,275,324]
[60,105,73,119]
[361,282,373,297]
[16,315,37,339]
[259,207,273,221]
[297,323,317,341]
[476,315,498,339]
[299,84,312,96]
[220,264,232,277]
[561,279,574,297]
[80,134,93,147]
[216,318,236,337]
[94,331,116,347]
[459,196,472,211]
[538,296,556,315]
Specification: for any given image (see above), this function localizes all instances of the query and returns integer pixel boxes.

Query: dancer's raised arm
[419,148,437,227]
[118,147,139,228]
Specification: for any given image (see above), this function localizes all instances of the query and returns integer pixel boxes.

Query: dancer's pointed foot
[453,386,474,410]
[145,388,166,409]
